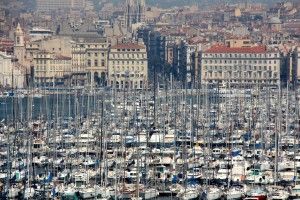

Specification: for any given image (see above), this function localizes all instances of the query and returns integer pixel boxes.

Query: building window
[95,59,98,66]
[140,81,143,88]
[87,59,91,67]
[101,60,105,67]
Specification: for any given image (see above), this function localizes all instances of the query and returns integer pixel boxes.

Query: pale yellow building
[234,8,242,17]
[225,39,252,48]
[108,43,148,89]
[26,36,72,64]
[34,51,72,86]
[71,37,110,85]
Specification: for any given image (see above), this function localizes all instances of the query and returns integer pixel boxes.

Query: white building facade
[201,45,281,87]
[0,52,25,88]
[108,43,148,89]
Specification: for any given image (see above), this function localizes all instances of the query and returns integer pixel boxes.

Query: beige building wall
[34,51,71,85]
[225,39,252,48]
[201,48,281,86]
[108,43,148,89]
[26,36,72,67]
[0,52,25,88]
[71,38,110,84]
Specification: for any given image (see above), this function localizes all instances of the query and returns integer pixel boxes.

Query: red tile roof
[205,44,267,54]
[111,43,145,50]
[0,38,14,53]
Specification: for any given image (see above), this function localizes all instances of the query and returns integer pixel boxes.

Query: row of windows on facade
[110,80,144,89]
[203,53,279,58]
[116,49,142,52]
[35,65,68,71]
[87,59,105,67]
[111,74,144,78]
[203,65,278,71]
[75,44,107,48]
[203,59,278,65]
[111,60,145,65]
[112,66,145,71]
[110,53,146,59]
[35,59,70,64]
[205,80,279,83]
[204,71,278,79]
[28,44,40,48]
[86,52,106,57]
[35,73,64,77]
[35,54,50,58]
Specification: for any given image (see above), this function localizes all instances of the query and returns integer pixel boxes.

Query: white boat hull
[182,191,199,200]
[144,189,159,199]
[24,188,35,199]
[227,193,242,199]
[207,192,221,200]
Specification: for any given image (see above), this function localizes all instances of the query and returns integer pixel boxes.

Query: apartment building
[108,43,148,89]
[36,0,85,12]
[71,37,110,85]
[33,51,71,86]
[201,44,281,87]
[0,52,25,88]
[26,36,72,61]
[294,47,300,83]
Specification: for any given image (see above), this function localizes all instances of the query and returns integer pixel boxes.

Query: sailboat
[245,187,268,200]
[226,187,244,199]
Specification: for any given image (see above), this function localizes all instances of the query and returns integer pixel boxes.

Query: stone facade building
[201,44,281,87]
[108,43,148,89]
[71,37,110,86]
[33,51,72,86]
